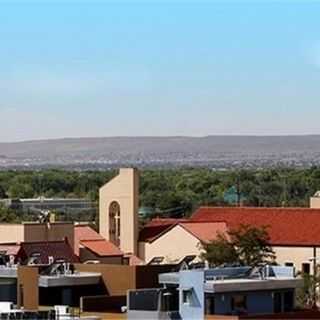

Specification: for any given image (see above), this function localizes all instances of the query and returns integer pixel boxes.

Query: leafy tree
[202,225,276,267]
[295,264,320,310]
[0,185,7,198]
[201,233,238,267]
[2,167,320,222]
[8,182,33,198]
[0,204,20,223]
[229,224,276,266]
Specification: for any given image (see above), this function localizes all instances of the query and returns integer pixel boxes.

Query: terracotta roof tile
[180,222,228,243]
[145,218,188,227]
[80,239,123,257]
[139,218,188,242]
[139,219,227,244]
[74,225,104,255]
[191,206,320,246]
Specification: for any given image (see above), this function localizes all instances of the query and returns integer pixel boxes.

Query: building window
[109,201,120,246]
[285,262,294,267]
[182,290,192,305]
[205,296,215,315]
[302,263,310,275]
[273,292,282,313]
[283,291,294,312]
[231,295,247,314]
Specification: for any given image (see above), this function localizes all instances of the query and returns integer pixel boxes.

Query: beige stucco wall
[99,168,139,255]
[0,224,24,244]
[139,225,203,264]
[0,223,74,248]
[310,197,320,208]
[274,246,320,274]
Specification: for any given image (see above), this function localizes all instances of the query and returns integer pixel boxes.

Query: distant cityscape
[1,135,320,169]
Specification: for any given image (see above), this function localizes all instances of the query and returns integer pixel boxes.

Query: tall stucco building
[99,168,139,255]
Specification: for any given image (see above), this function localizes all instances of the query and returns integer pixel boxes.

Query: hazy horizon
[1,2,320,141]
[3,133,320,144]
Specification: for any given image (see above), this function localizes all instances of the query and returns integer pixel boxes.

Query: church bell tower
[99,168,139,255]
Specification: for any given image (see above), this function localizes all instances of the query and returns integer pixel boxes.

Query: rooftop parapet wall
[0,223,74,249]
[74,263,175,296]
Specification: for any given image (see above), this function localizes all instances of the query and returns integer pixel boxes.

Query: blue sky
[1,1,320,142]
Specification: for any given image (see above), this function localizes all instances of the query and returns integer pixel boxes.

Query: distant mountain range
[1,135,320,169]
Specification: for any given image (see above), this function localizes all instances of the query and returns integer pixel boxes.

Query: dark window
[19,285,24,307]
[273,292,282,313]
[161,290,179,312]
[302,263,310,275]
[129,290,160,311]
[284,291,294,312]
[231,295,247,314]
[182,290,192,304]
[285,262,294,267]
[205,296,215,315]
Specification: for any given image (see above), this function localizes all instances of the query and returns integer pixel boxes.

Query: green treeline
[0,167,320,221]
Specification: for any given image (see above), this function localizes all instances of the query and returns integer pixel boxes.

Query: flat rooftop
[204,277,303,293]
[0,267,101,288]
[39,272,101,287]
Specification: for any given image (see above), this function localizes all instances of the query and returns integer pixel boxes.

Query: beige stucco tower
[99,168,139,255]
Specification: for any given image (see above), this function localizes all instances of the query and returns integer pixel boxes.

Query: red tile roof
[80,239,123,257]
[139,219,227,244]
[139,218,188,242]
[191,206,320,246]
[74,225,104,255]
[17,240,79,265]
[139,224,175,242]
[146,218,189,227]
[75,224,124,257]
[180,222,228,243]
